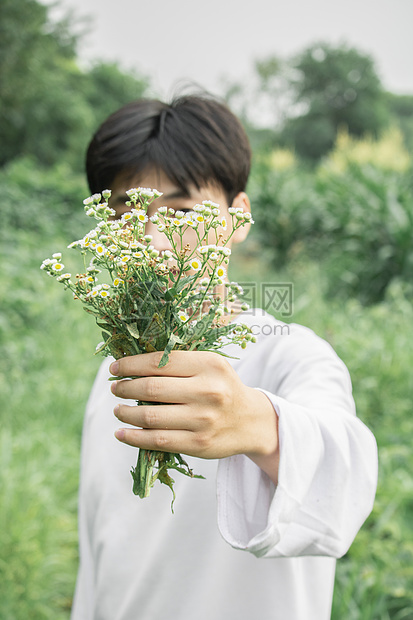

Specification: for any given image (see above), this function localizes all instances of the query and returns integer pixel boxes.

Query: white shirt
[71,310,377,620]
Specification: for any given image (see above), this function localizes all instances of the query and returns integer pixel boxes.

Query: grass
[0,228,101,618]
[1,224,413,618]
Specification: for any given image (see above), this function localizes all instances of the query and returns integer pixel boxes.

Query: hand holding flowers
[41,187,270,508]
[110,348,279,485]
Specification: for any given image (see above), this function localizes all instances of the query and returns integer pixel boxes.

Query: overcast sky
[44,0,413,100]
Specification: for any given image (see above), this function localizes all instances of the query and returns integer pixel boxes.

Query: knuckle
[203,381,231,408]
[140,406,158,428]
[197,406,218,428]
[145,377,162,401]
[204,351,228,372]
[195,431,212,453]
[152,432,169,450]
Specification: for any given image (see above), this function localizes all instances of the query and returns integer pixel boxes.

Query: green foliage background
[0,0,148,169]
[1,0,413,617]
[250,154,413,305]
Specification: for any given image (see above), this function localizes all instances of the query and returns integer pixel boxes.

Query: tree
[281,43,389,161]
[83,63,149,132]
[0,0,77,164]
[0,0,149,169]
[222,43,390,162]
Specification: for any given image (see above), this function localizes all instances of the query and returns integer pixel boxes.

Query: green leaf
[96,320,114,332]
[158,332,183,368]
[174,275,196,293]
[94,341,108,355]
[164,288,176,301]
[125,323,140,339]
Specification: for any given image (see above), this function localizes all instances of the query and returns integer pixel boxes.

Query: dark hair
[86,94,251,205]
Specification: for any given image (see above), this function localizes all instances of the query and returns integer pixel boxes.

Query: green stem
[131,449,161,498]
[129,401,204,511]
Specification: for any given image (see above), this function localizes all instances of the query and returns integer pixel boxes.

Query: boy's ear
[230,192,251,244]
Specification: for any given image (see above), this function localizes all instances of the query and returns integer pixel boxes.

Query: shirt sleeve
[216,325,378,559]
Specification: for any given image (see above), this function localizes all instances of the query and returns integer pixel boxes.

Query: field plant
[250,130,413,304]
[0,162,99,618]
[325,127,411,174]
[0,157,88,238]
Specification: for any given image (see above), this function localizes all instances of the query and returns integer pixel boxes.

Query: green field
[1,156,413,619]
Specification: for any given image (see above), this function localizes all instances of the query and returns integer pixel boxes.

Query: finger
[114,427,200,456]
[109,349,220,379]
[111,375,197,404]
[114,403,200,431]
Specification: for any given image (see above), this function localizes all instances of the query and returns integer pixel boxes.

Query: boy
[71,95,377,620]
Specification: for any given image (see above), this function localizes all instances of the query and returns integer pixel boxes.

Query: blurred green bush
[249,128,413,304]
[0,157,88,238]
[0,0,149,170]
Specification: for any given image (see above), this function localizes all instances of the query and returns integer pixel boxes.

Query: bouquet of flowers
[41,187,255,506]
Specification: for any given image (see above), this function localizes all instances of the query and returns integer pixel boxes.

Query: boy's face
[108,167,250,259]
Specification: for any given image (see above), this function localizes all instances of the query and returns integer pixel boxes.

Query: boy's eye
[173,208,193,216]
[169,208,195,220]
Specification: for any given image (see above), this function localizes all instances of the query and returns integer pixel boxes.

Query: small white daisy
[95,245,107,256]
[189,259,202,271]
[52,262,65,272]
